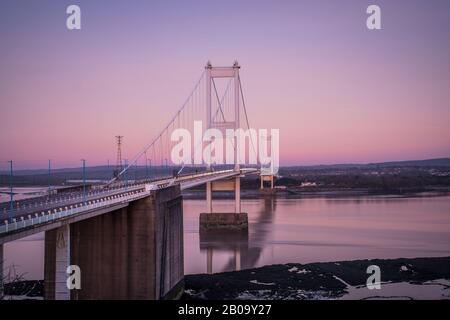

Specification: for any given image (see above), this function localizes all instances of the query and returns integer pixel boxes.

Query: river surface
[3,195,450,280]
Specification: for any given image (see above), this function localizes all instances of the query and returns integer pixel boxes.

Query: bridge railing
[0,184,146,218]
[0,189,150,236]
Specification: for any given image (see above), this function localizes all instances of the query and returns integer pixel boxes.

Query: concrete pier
[44,225,71,300]
[44,185,184,300]
[200,177,248,231]
[260,174,274,190]
[199,212,248,231]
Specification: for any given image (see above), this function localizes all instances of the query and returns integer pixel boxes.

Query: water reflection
[186,195,450,275]
[198,195,276,273]
[4,195,450,279]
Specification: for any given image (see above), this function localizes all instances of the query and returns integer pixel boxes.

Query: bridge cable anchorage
[107,71,206,185]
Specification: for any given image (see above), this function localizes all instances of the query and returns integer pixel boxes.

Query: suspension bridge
[0,62,276,300]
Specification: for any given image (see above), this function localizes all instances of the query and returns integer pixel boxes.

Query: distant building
[301,182,317,187]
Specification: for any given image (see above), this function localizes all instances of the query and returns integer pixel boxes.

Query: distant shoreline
[182,187,450,200]
[1,187,449,205]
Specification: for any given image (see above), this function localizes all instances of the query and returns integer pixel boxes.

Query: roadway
[0,168,257,237]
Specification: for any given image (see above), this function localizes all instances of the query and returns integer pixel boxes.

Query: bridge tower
[200,61,247,232]
[260,134,276,192]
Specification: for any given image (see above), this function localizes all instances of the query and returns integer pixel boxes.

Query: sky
[0,0,449,169]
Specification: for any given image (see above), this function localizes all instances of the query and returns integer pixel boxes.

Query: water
[185,195,450,274]
[0,187,48,204]
[3,195,450,280]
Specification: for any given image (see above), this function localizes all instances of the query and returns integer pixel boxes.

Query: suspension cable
[107,71,206,184]
[239,75,258,160]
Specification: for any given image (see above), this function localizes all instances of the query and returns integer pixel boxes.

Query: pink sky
[1,1,449,169]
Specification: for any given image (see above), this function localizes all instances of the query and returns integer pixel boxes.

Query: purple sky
[1,0,449,169]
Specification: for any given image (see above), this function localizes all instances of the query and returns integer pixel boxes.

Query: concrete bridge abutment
[44,185,184,300]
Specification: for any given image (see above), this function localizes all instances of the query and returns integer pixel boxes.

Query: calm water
[3,195,450,280]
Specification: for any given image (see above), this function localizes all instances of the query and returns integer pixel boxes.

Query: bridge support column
[65,186,183,300]
[55,225,71,300]
[260,175,275,193]
[199,177,248,232]
[235,176,241,213]
[44,224,71,300]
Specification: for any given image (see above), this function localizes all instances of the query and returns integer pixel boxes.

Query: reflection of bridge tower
[206,246,242,274]
[200,61,247,231]
[260,134,275,191]
[200,193,277,274]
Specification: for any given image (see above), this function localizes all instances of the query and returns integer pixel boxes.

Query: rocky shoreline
[2,257,450,300]
[1,280,43,300]
[183,257,450,300]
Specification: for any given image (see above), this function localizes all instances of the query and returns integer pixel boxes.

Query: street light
[81,159,86,202]
[8,160,13,222]
[48,159,51,196]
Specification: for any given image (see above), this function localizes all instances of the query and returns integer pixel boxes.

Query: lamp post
[8,160,13,222]
[81,159,86,203]
[48,159,51,196]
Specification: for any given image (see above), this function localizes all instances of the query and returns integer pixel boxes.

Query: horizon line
[1,156,449,172]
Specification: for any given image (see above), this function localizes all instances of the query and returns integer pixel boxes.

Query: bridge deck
[0,169,257,243]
